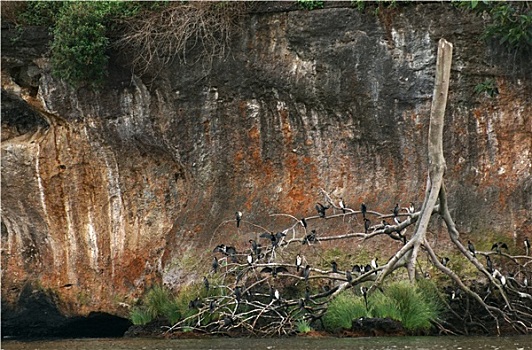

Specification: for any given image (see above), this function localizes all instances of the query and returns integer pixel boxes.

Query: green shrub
[297,0,324,11]
[383,281,440,331]
[323,292,366,331]
[368,290,402,321]
[130,306,154,326]
[297,319,313,333]
[50,2,110,88]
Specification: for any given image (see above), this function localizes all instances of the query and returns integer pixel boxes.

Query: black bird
[300,217,307,229]
[260,266,288,277]
[468,240,476,257]
[525,237,531,256]
[491,242,509,254]
[235,211,243,227]
[361,202,367,218]
[331,261,338,273]
[298,298,305,309]
[346,270,353,283]
[316,202,329,218]
[339,198,346,213]
[303,230,317,245]
[223,315,233,327]
[352,264,362,275]
[361,286,368,310]
[304,286,311,301]
[408,202,415,214]
[486,255,493,273]
[234,286,242,302]
[393,203,400,217]
[212,257,219,273]
[188,297,203,309]
[382,220,390,228]
[363,264,372,273]
[203,276,210,291]
[303,265,311,282]
[296,254,302,272]
[209,300,216,313]
[364,218,371,234]
[441,257,450,267]
[249,239,262,257]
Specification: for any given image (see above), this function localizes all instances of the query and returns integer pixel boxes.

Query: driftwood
[165,39,531,336]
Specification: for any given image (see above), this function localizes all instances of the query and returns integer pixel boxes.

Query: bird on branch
[361,202,367,219]
[441,257,449,267]
[364,218,371,234]
[491,241,508,254]
[235,211,243,228]
[339,198,346,213]
[467,240,476,257]
[315,202,329,218]
[303,229,317,245]
[300,217,307,229]
[486,255,493,273]
[296,254,302,272]
[524,237,530,256]
[304,265,311,282]
[212,257,219,273]
[331,261,338,273]
[408,202,415,214]
[393,203,400,217]
[203,276,210,291]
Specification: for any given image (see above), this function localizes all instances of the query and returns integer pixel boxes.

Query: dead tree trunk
[373,38,453,287]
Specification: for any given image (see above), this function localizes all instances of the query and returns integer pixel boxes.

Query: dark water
[2,336,531,350]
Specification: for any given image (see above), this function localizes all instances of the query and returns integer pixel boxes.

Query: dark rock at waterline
[1,284,131,339]
[350,317,405,336]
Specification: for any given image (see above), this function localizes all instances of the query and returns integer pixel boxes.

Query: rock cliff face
[1,3,530,327]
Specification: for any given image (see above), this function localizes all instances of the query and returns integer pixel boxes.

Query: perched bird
[361,202,367,218]
[316,202,329,218]
[360,286,368,310]
[304,286,311,301]
[381,220,390,228]
[339,198,346,213]
[260,266,288,277]
[468,240,476,257]
[393,203,400,217]
[331,261,338,273]
[371,257,379,273]
[203,276,210,291]
[212,257,219,273]
[524,237,530,256]
[235,211,243,228]
[273,289,281,301]
[363,264,372,273]
[296,254,302,272]
[249,239,262,258]
[393,216,402,225]
[234,286,242,302]
[352,264,362,275]
[441,257,450,267]
[223,315,233,327]
[303,265,311,282]
[492,269,506,286]
[408,202,415,214]
[209,300,216,313]
[303,230,317,245]
[188,297,203,309]
[491,242,509,254]
[345,270,353,283]
[247,254,253,266]
[486,255,493,273]
[300,217,307,229]
[364,218,371,234]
